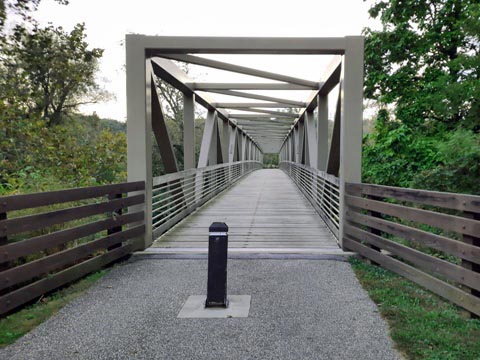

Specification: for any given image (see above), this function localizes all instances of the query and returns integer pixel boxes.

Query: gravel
[0,258,402,360]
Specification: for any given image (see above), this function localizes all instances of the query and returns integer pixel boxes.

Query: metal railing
[279,161,340,240]
[152,161,262,239]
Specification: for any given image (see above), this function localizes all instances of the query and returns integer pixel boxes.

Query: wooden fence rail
[345,182,480,316]
[0,181,145,315]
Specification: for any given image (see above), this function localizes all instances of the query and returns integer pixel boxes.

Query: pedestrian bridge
[0,36,479,318]
[148,168,344,255]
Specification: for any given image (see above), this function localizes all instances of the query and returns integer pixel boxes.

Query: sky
[33,0,380,122]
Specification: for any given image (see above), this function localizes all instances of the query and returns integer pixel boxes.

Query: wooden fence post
[462,211,480,318]
[107,192,123,251]
[367,194,382,261]
[0,210,9,272]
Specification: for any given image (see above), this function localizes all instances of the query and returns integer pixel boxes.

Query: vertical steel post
[317,95,329,171]
[183,93,196,170]
[206,222,229,308]
[126,36,152,250]
[339,36,364,250]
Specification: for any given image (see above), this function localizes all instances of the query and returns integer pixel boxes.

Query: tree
[364,0,479,131]
[0,0,68,32]
[362,0,480,194]
[1,22,106,125]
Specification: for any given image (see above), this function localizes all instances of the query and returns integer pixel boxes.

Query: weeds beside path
[0,270,108,348]
[350,257,480,360]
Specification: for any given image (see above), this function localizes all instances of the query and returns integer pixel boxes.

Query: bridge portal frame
[126,36,364,249]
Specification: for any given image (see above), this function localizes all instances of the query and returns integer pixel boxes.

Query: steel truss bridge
[0,36,478,318]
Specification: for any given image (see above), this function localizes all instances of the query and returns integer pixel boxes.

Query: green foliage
[364,0,479,131]
[412,128,480,194]
[1,22,105,125]
[0,0,68,31]
[350,257,480,359]
[0,3,123,195]
[362,110,438,187]
[363,0,480,194]
[0,113,127,195]
[263,154,279,168]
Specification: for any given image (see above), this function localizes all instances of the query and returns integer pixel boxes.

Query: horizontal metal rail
[279,161,340,240]
[151,161,262,239]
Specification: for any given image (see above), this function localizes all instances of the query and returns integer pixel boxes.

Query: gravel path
[0,258,402,360]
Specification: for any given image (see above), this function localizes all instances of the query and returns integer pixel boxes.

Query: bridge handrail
[152,161,262,239]
[279,161,340,240]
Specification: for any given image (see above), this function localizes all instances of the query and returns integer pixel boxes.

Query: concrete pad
[178,295,251,318]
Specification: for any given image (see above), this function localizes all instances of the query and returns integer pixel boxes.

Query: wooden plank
[1,182,145,212]
[346,210,480,265]
[0,212,144,262]
[346,182,480,213]
[344,237,480,316]
[0,243,133,315]
[345,195,480,238]
[1,194,144,237]
[345,224,480,292]
[0,225,144,291]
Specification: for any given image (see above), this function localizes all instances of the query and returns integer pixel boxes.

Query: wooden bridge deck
[149,169,343,254]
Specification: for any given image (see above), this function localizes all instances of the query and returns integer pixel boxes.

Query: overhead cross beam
[159,53,320,88]
[201,89,307,106]
[228,114,296,120]
[214,102,300,109]
[193,83,316,90]
[232,108,300,117]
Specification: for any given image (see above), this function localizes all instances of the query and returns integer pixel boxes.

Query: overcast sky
[34,0,379,122]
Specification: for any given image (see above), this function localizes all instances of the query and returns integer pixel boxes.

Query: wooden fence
[345,182,480,316]
[0,181,145,315]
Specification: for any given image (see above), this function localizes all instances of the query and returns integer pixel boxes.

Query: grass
[349,257,480,360]
[0,270,108,349]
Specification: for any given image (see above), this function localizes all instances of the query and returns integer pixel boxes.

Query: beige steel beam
[129,35,347,54]
[202,89,307,107]
[151,74,179,174]
[159,54,320,88]
[214,102,300,109]
[317,95,329,171]
[339,37,364,250]
[304,110,317,168]
[193,83,316,90]
[126,37,152,249]
[183,93,195,169]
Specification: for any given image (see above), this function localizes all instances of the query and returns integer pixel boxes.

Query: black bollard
[205,222,229,308]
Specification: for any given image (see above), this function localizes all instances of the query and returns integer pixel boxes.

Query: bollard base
[205,298,229,308]
[178,295,251,318]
